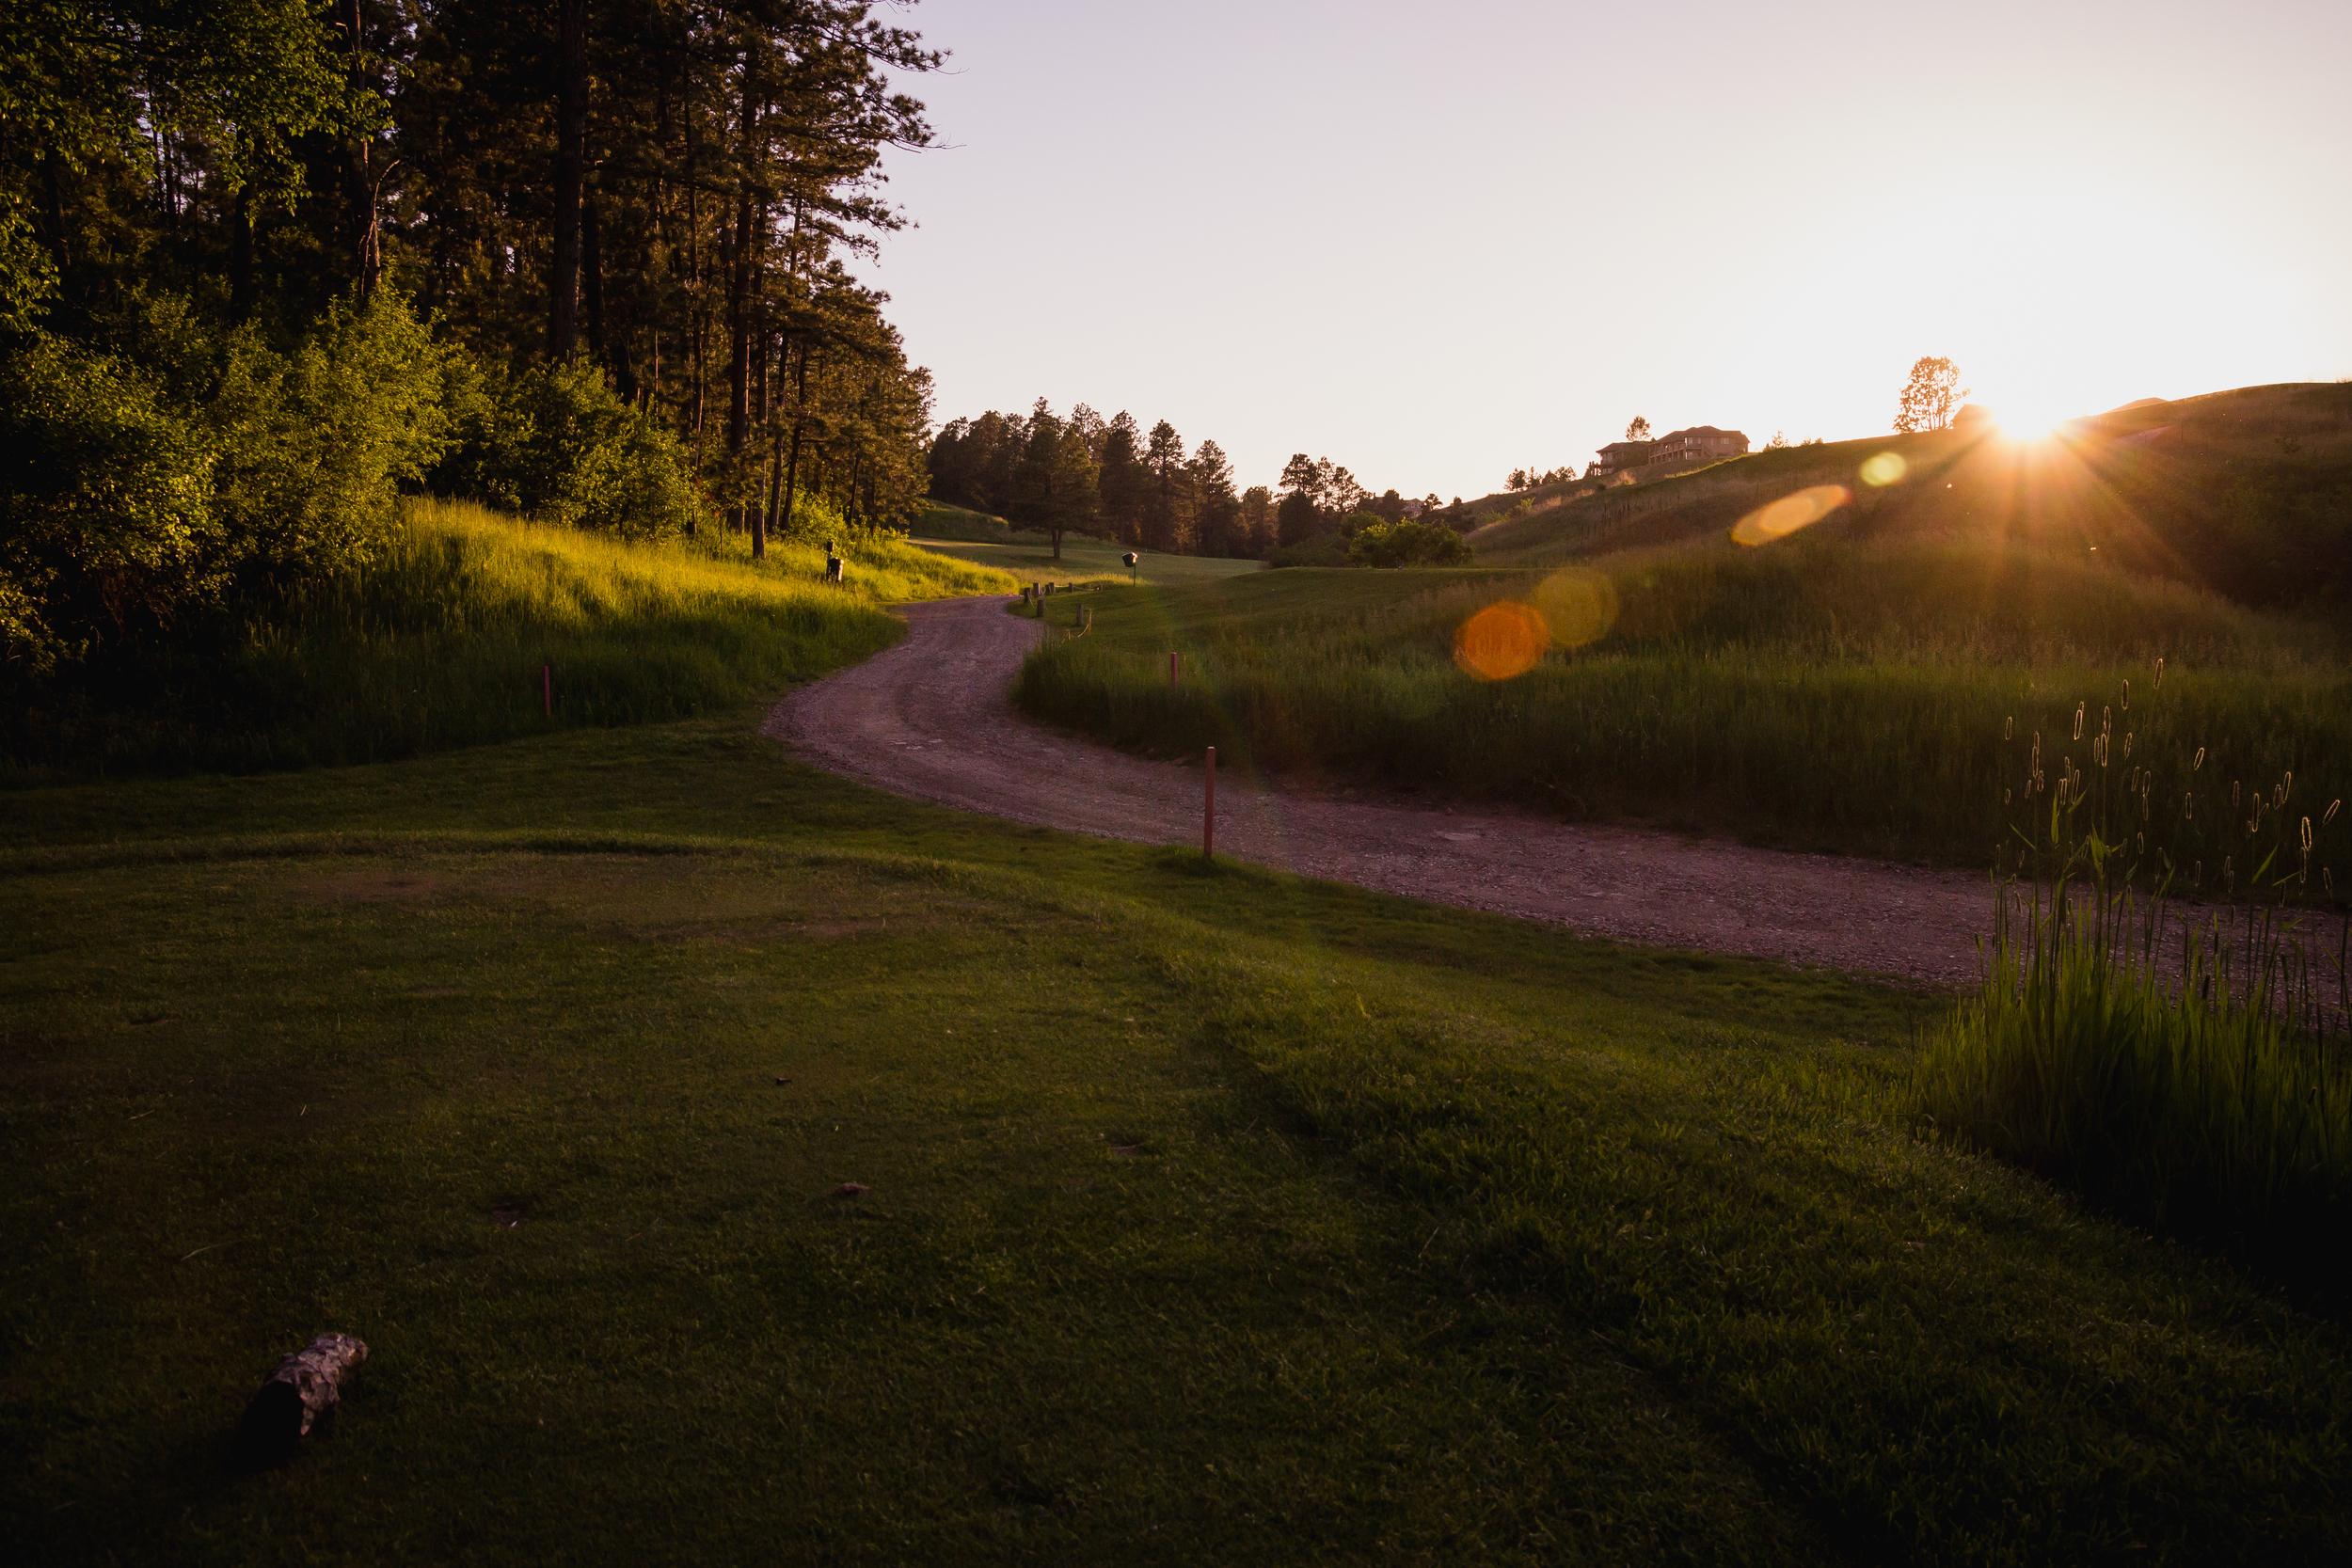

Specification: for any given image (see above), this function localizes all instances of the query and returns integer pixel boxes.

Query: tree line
[3,0,946,676]
[928,403,1454,561]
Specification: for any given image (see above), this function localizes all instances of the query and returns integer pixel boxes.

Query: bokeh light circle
[1454,601,1550,681]
[1530,570,1618,650]
[1860,451,1907,487]
[1731,484,1852,546]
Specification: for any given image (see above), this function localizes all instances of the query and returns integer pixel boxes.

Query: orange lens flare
[1454,601,1550,681]
[1731,483,1851,546]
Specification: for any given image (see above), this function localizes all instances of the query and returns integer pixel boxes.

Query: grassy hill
[5,499,1015,782]
[1468,383,2352,610]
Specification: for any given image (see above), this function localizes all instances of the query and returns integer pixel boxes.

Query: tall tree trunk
[780,345,812,549]
[342,0,370,285]
[723,62,760,533]
[684,101,704,437]
[548,0,588,363]
[757,432,782,560]
[583,189,607,372]
[724,185,750,529]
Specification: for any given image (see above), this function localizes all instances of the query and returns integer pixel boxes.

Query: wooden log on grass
[236,1332,368,1465]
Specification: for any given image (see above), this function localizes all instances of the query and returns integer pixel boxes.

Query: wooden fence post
[1203,745,1216,860]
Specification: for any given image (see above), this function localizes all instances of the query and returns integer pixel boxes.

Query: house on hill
[1589,425,1748,477]
[1590,440,1655,476]
[1648,425,1749,465]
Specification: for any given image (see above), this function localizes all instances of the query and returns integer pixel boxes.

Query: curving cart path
[767,596,1998,987]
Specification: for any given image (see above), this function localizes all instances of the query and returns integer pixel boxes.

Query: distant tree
[1894,356,1969,434]
[1187,439,1239,555]
[1238,485,1274,555]
[1327,465,1367,516]
[1507,467,1530,491]
[1011,401,1099,560]
[1143,420,1192,550]
[1766,430,1789,450]
[1625,416,1652,441]
[1279,452,1323,504]
[1371,488,1406,522]
[1277,452,1325,543]
[1276,490,1319,546]
[1098,412,1148,543]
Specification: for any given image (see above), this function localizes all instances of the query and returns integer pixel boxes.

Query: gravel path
[767,596,1997,987]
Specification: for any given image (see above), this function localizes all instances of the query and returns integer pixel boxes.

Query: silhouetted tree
[1894,356,1968,433]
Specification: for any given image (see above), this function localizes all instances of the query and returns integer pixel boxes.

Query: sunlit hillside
[1469,383,2352,610]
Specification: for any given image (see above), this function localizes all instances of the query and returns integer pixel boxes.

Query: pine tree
[1143,420,1191,551]
[1187,439,1238,557]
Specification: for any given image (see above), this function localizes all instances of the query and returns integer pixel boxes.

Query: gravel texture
[768,595,1997,987]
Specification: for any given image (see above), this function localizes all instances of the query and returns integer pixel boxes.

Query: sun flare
[1991,400,2073,441]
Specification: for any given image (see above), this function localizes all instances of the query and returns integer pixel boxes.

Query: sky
[854,0,2352,502]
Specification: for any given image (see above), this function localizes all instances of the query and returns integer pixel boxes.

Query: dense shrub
[0,331,218,669]
[0,289,452,673]
[436,358,704,539]
[1347,517,1473,567]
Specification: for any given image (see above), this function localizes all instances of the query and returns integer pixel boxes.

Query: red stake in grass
[542,664,552,717]
[1203,745,1216,860]
[1170,651,1180,691]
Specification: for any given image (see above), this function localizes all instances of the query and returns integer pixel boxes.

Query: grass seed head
[2328,800,2342,827]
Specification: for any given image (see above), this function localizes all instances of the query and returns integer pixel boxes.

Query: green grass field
[7,488,2350,1562]
[7,718,2351,1563]
[911,528,1265,588]
[1012,542,2350,873]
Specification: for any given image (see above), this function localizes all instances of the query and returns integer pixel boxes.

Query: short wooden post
[1169,651,1180,690]
[542,665,551,716]
[1203,746,1216,859]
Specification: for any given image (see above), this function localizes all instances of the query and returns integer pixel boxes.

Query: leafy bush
[207,290,453,578]
[0,331,218,669]
[1347,517,1473,567]
[437,358,705,539]
[1,289,452,673]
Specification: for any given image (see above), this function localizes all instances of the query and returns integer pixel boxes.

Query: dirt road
[768,596,1996,987]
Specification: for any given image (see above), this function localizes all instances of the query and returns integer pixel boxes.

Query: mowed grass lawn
[5,721,2350,1562]
[910,529,1265,589]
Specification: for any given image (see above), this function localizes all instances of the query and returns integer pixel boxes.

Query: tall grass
[1915,815,2352,1291]
[6,497,1012,779]
[1014,540,2350,866]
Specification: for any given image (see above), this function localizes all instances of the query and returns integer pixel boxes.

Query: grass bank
[1013,541,2351,871]
[4,722,2349,1561]
[5,498,1012,782]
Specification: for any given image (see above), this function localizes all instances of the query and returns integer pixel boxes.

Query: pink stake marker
[1203,745,1216,860]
